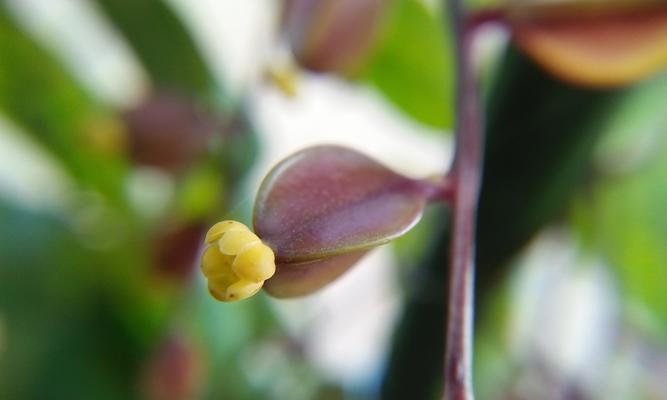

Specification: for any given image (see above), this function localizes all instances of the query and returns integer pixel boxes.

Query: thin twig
[443,0,485,398]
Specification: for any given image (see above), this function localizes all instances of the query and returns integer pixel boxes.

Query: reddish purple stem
[443,0,485,399]
[467,7,506,31]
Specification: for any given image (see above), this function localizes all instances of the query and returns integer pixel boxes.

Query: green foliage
[93,0,221,100]
[0,200,143,399]
[570,76,667,342]
[0,1,267,398]
[381,46,662,398]
[477,45,628,276]
[365,0,454,129]
[566,74,667,342]
[0,7,127,205]
[595,153,667,341]
[1,1,667,399]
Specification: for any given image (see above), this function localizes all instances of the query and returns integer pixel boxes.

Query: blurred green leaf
[599,177,667,341]
[93,0,222,102]
[568,75,667,344]
[0,198,143,399]
[0,7,128,205]
[94,0,260,195]
[364,0,454,129]
[582,126,667,342]
[476,45,629,281]
[473,275,514,400]
[592,74,667,176]
[176,165,225,220]
[185,289,282,400]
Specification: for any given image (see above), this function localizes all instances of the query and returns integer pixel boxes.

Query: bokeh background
[0,0,666,399]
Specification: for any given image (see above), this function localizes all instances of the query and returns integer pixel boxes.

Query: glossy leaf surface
[509,1,667,87]
[264,251,368,298]
[254,145,432,263]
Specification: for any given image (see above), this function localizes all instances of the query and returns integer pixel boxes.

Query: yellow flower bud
[233,243,275,283]
[204,220,248,244]
[218,229,260,255]
[226,280,264,300]
[201,246,232,278]
[200,220,275,302]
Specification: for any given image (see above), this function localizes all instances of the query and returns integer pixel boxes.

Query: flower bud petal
[208,284,227,302]
[204,220,248,244]
[200,246,233,278]
[233,243,276,282]
[208,278,263,302]
[207,270,239,293]
[201,221,276,302]
[218,229,260,255]
[225,280,264,301]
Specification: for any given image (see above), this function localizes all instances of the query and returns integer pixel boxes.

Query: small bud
[218,229,260,255]
[282,0,386,75]
[508,0,667,87]
[203,146,447,301]
[153,221,206,282]
[200,221,276,302]
[141,335,201,400]
[265,61,301,97]
[124,92,217,171]
[233,243,276,282]
[204,220,248,244]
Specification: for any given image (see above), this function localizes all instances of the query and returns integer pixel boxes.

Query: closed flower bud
[253,145,443,298]
[201,221,275,302]
[508,0,667,87]
[141,335,201,400]
[124,92,217,172]
[202,146,448,301]
[282,0,386,75]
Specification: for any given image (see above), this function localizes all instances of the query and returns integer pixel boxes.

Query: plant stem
[423,173,455,203]
[467,7,506,31]
[443,0,484,398]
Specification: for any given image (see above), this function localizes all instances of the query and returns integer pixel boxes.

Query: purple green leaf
[264,251,368,298]
[254,145,435,263]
